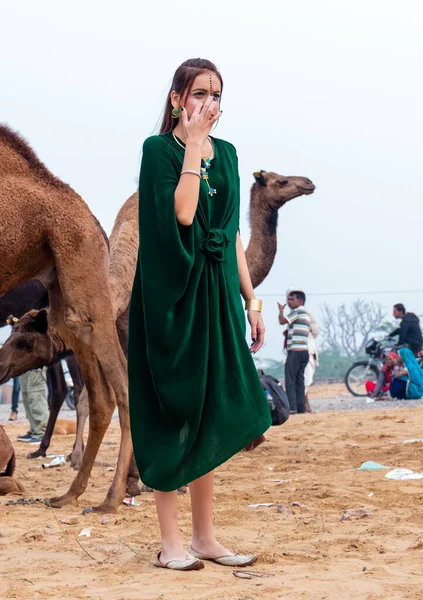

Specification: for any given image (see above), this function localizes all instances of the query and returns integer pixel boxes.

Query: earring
[171,106,181,119]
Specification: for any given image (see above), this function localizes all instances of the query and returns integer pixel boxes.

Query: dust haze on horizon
[1,0,422,360]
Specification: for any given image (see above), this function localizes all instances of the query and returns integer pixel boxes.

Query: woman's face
[174,71,222,119]
[386,356,394,367]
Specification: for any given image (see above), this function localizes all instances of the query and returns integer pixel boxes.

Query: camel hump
[109,193,139,318]
[0,124,73,193]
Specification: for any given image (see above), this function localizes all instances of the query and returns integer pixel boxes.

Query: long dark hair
[159,58,223,134]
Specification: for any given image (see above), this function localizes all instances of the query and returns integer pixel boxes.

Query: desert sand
[1,395,423,600]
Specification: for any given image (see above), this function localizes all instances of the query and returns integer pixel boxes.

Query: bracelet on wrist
[245,298,262,312]
[181,170,201,179]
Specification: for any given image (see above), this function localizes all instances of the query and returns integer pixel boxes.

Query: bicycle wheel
[345,362,378,397]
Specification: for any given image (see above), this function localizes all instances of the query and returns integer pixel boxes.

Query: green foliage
[255,350,361,380]
[315,350,361,379]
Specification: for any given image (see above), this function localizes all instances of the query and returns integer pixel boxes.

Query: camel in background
[0,426,26,495]
[0,169,314,495]
[0,124,131,513]
[0,280,84,456]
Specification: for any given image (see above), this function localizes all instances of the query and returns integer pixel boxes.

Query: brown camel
[246,170,315,288]
[0,169,314,486]
[0,426,26,495]
[44,170,315,464]
[0,124,131,513]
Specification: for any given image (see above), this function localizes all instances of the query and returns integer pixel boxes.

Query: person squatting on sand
[128,58,271,571]
[367,348,423,401]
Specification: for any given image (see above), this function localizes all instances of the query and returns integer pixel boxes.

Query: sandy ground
[2,391,423,600]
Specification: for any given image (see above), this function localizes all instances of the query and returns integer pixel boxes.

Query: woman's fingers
[180,107,188,129]
[200,94,215,115]
[251,320,257,344]
[206,111,222,131]
[250,316,265,353]
[210,111,222,123]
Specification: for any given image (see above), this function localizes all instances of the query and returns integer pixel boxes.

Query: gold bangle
[245,298,262,312]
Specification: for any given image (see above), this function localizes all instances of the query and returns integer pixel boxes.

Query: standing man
[278,290,311,414]
[389,303,422,354]
[9,377,20,421]
[16,368,49,444]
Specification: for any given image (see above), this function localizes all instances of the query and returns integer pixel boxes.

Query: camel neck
[245,190,279,289]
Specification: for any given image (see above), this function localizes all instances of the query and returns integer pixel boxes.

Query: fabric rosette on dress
[200,228,229,262]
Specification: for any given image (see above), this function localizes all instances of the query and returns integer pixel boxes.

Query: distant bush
[254,350,361,381]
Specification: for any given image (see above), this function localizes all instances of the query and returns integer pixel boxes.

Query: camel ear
[253,171,267,187]
[32,309,49,334]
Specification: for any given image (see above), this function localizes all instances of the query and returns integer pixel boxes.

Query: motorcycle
[345,336,423,397]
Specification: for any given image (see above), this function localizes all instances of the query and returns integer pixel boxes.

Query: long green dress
[128,131,271,492]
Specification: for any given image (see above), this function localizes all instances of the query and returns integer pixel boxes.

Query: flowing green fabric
[128,132,271,492]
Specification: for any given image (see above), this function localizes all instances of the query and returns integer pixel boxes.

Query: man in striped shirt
[278,290,311,414]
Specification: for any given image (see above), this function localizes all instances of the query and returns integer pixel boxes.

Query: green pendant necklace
[172,132,217,197]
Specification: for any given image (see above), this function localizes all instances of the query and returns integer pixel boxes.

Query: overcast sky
[1,0,422,359]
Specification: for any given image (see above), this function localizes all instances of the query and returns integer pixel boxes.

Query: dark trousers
[11,377,20,412]
[285,350,309,413]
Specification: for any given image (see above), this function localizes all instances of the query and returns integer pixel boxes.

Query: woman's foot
[9,411,18,421]
[154,551,204,571]
[159,544,195,565]
[190,539,234,559]
[189,541,257,567]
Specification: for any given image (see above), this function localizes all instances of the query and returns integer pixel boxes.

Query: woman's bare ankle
[160,541,190,562]
[191,537,233,557]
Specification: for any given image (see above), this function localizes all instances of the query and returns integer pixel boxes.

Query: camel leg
[70,383,139,494]
[86,367,133,514]
[66,353,84,400]
[69,385,88,468]
[47,279,131,512]
[125,455,141,497]
[48,356,116,509]
[116,310,141,497]
[63,353,85,465]
[27,362,66,459]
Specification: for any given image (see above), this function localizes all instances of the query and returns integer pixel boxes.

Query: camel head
[252,171,315,209]
[245,171,316,289]
[0,309,64,384]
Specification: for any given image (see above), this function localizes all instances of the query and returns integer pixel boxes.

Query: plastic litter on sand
[248,503,274,508]
[123,497,140,506]
[42,456,66,469]
[78,527,92,537]
[357,461,390,471]
[385,468,423,481]
[403,438,423,445]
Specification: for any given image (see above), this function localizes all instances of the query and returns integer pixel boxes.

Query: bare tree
[321,299,387,356]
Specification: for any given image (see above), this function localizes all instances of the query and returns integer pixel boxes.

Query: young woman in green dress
[128,58,271,571]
